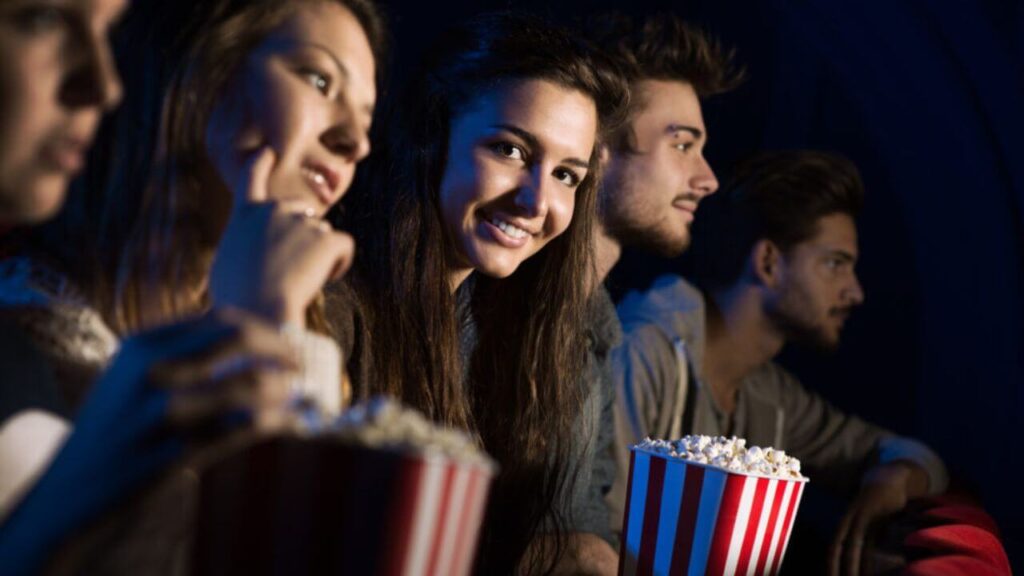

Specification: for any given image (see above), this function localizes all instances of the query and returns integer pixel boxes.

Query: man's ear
[751,239,782,288]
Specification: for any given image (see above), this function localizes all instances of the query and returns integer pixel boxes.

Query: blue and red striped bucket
[619,447,807,576]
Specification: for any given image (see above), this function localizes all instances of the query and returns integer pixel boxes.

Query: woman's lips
[41,138,89,174]
[480,214,530,249]
[301,164,341,207]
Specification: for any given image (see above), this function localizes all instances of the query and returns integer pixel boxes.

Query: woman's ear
[751,239,782,288]
[598,143,610,167]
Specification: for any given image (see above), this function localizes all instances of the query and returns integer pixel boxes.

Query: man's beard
[599,180,691,258]
[767,288,847,353]
[602,210,691,258]
[773,310,840,353]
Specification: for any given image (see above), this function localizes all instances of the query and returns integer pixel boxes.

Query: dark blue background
[372,0,1023,568]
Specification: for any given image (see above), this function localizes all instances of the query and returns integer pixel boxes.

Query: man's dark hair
[691,150,865,291]
[584,13,744,152]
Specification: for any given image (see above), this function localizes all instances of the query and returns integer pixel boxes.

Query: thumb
[239,147,276,206]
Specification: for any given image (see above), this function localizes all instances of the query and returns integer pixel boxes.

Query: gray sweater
[606,274,948,534]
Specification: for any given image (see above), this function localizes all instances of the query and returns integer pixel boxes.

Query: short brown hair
[584,13,744,152]
[692,150,866,291]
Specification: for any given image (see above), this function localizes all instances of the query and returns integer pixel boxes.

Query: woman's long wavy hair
[342,13,628,573]
[29,0,385,334]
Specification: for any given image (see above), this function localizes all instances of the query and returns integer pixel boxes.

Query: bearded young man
[612,150,948,575]
[576,6,738,535]
[552,13,742,575]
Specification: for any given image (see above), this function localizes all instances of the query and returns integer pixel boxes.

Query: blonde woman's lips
[301,160,342,202]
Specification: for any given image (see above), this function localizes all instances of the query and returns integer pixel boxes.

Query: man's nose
[691,155,719,198]
[845,274,865,306]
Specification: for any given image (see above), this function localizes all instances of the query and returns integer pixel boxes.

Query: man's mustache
[829,307,854,320]
[673,192,702,204]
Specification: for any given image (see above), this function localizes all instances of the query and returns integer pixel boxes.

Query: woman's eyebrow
[282,39,375,121]
[305,42,350,81]
[262,36,350,81]
[490,123,590,169]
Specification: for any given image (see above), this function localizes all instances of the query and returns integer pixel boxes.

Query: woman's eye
[554,167,582,188]
[12,5,65,35]
[300,69,331,95]
[490,142,525,161]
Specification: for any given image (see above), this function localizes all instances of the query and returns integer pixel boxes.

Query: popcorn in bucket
[619,436,808,576]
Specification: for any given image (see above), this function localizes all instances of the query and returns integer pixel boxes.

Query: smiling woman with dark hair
[333,12,629,573]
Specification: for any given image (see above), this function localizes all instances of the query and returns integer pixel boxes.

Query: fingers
[277,200,319,216]
[285,221,355,287]
[864,549,906,575]
[330,230,355,280]
[242,146,276,205]
[261,206,355,283]
[135,308,299,441]
[310,227,354,282]
[117,314,235,369]
[844,517,868,576]
[101,309,277,401]
[163,368,291,431]
[830,501,875,576]
[293,212,354,276]
[147,309,299,388]
[829,508,855,576]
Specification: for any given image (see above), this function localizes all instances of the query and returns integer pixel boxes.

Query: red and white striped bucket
[618,447,807,576]
[382,449,495,576]
[192,436,495,575]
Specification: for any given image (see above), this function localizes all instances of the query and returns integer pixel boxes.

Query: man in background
[612,150,948,575]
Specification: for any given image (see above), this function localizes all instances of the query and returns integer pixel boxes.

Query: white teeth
[490,216,528,239]
[302,167,327,187]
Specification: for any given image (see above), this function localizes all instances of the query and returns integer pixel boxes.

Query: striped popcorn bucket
[192,436,495,575]
[618,447,808,576]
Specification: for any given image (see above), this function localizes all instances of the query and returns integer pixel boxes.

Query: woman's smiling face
[205,1,376,217]
[439,78,597,282]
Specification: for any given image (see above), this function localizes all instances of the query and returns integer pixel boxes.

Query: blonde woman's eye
[490,142,525,161]
[301,69,331,95]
